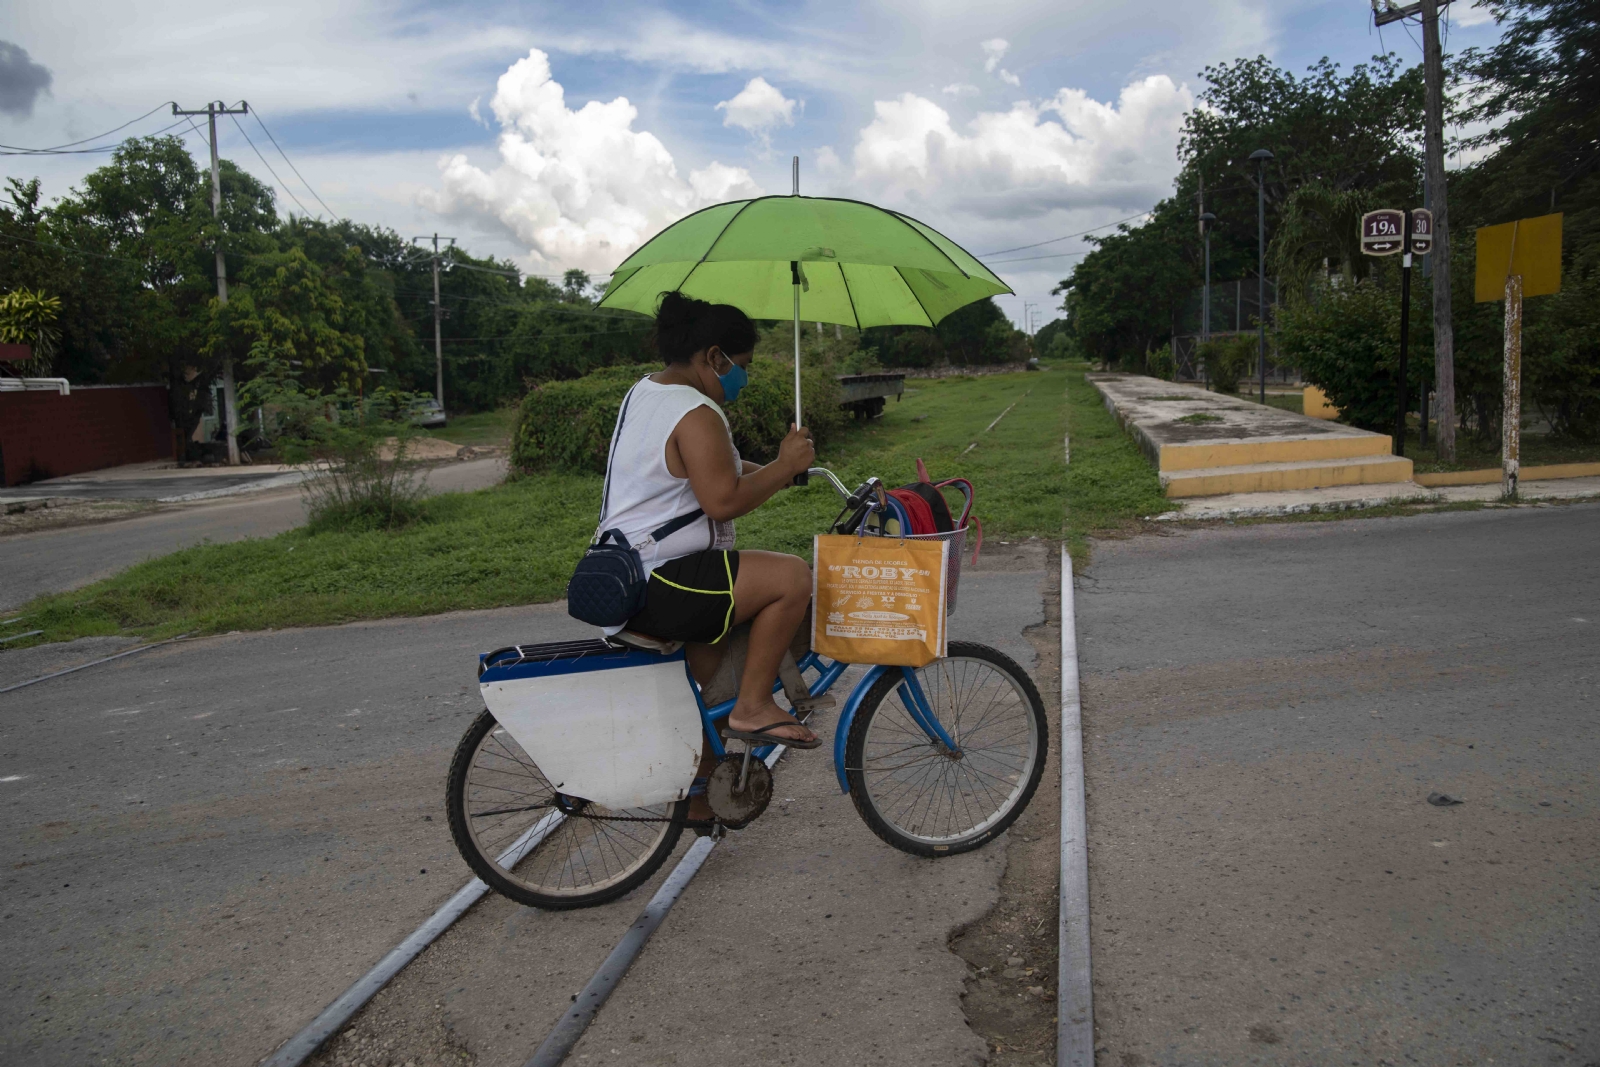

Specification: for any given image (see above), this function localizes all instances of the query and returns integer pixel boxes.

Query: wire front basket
[904,526,967,616]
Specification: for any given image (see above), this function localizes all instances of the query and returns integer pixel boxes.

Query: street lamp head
[1199,212,1217,224]
[1249,148,1274,164]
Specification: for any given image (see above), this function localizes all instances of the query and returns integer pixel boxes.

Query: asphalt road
[0,547,1050,1067]
[1078,502,1600,1066]
[1,468,302,501]
[0,458,507,612]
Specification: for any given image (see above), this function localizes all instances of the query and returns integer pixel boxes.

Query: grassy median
[6,365,1173,644]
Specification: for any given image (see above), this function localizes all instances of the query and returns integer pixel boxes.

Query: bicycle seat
[607,630,685,655]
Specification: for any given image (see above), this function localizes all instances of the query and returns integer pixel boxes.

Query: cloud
[980,38,1009,74]
[715,76,798,152]
[998,69,1021,87]
[1453,0,1495,27]
[845,75,1193,220]
[942,82,978,96]
[0,41,52,117]
[421,49,761,274]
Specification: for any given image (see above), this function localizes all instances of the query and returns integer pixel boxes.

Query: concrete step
[1159,432,1394,472]
[1161,453,1415,498]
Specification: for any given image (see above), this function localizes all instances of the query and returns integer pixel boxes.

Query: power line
[248,106,338,219]
[226,112,317,218]
[978,211,1150,257]
[987,249,1093,266]
[0,102,176,153]
[0,231,148,264]
[0,115,195,156]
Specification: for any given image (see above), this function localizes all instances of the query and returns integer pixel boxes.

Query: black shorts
[625,549,740,644]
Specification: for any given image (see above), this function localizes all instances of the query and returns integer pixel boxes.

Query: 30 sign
[1408,208,1434,255]
[1361,209,1406,255]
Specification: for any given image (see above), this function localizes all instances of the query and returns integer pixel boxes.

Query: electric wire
[0,102,177,153]
[227,112,318,219]
[0,232,148,264]
[248,106,339,219]
[986,249,1093,266]
[977,211,1150,257]
[0,115,194,156]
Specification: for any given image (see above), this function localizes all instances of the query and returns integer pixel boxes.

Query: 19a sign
[1361,209,1406,255]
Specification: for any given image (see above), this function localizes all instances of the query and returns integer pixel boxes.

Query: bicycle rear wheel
[446,709,687,910]
[845,641,1047,857]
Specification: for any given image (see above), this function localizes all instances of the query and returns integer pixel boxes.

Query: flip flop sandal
[721,719,823,750]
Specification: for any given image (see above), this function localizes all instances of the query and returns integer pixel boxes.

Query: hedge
[510,357,846,474]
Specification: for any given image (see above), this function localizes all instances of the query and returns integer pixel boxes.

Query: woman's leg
[726,549,815,744]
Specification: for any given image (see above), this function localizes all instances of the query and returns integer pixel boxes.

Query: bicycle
[446,467,1048,910]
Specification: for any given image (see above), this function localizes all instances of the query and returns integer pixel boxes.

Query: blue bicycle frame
[687,651,960,794]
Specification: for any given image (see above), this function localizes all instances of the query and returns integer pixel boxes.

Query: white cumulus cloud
[980,38,1009,74]
[421,48,761,274]
[715,76,798,137]
[846,74,1193,220]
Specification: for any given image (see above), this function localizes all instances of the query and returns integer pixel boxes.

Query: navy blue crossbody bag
[566,385,705,627]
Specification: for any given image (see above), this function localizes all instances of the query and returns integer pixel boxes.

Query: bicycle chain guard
[706,752,773,829]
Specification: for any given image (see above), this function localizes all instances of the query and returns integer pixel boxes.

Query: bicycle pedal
[790,694,837,720]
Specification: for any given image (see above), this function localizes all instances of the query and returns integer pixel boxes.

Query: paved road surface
[1,467,302,501]
[1078,503,1599,1065]
[0,458,506,612]
[0,548,1049,1067]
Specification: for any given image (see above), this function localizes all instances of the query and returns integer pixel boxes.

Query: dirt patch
[949,547,1063,1065]
[309,1001,475,1067]
[0,498,160,535]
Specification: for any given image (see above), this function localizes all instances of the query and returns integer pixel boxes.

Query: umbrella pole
[792,262,807,486]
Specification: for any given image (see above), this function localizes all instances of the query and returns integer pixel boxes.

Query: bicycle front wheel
[446,710,687,910]
[845,642,1047,857]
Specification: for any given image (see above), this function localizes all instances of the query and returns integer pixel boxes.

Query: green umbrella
[597,177,1011,432]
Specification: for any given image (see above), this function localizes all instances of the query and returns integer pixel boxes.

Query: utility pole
[174,100,249,465]
[1374,0,1455,460]
[412,234,455,409]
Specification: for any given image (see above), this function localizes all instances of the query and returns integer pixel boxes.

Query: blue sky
[1,0,1504,326]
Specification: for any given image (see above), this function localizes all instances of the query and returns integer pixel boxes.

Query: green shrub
[1276,274,1430,430]
[511,357,846,474]
[1146,345,1176,381]
[1197,335,1256,394]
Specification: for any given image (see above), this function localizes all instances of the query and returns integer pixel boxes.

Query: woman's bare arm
[667,406,813,521]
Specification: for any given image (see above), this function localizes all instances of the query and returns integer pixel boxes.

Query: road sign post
[1362,209,1433,457]
[1475,213,1563,498]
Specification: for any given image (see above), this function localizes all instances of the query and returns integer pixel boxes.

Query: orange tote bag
[811,533,948,667]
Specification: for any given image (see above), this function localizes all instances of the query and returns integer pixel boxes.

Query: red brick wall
[0,384,174,487]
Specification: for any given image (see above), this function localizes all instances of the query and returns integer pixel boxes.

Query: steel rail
[523,743,787,1066]
[260,812,564,1067]
[1056,533,1095,1060]
[0,633,193,694]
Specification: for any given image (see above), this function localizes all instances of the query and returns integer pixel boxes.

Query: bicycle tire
[446,709,688,910]
[845,641,1048,858]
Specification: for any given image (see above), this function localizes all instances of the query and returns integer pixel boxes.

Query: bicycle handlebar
[807,467,884,510]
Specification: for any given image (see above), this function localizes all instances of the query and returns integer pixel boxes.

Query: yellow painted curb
[1415,461,1600,487]
[1162,456,1414,497]
[1159,434,1394,472]
[1303,386,1340,419]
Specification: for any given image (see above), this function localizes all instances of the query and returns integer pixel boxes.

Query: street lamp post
[1199,212,1217,343]
[1249,148,1274,404]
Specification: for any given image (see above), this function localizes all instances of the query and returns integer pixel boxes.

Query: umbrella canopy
[597,195,1011,327]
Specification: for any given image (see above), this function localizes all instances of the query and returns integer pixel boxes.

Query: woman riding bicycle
[597,291,819,748]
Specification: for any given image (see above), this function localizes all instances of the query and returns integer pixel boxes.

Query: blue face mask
[715,355,748,404]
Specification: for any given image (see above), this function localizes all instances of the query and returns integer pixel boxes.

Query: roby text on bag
[811,533,948,667]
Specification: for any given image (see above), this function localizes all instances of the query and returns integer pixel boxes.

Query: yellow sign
[1475,213,1562,302]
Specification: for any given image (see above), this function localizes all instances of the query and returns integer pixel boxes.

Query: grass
[1061,363,1168,564]
[9,370,1083,647]
[1398,427,1600,474]
[1175,412,1225,425]
[425,406,518,447]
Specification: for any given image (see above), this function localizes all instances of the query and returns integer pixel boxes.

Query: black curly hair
[653,290,757,365]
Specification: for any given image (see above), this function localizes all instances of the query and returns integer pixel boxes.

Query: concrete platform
[1088,374,1409,496]
[1153,474,1600,520]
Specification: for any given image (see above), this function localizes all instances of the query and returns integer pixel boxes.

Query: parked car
[410,398,447,428]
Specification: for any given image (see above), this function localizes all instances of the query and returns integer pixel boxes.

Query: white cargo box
[477,640,701,810]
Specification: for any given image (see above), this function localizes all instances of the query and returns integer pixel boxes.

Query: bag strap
[597,383,640,530]
[647,508,705,543]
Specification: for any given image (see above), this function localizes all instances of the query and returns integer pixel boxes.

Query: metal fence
[1169,276,1298,385]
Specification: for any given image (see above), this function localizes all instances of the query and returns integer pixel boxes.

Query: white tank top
[596,375,738,583]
